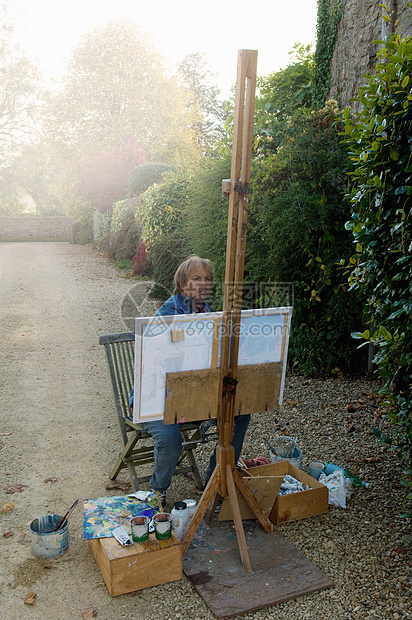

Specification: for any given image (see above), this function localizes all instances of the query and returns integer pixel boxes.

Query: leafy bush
[96,200,142,263]
[248,101,365,373]
[147,231,188,299]
[185,157,231,279]
[111,200,131,235]
[128,162,174,197]
[131,239,148,276]
[342,28,412,499]
[255,44,314,154]
[111,213,142,263]
[137,170,190,295]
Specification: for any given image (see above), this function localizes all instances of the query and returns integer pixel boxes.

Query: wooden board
[217,475,283,521]
[183,519,334,619]
[89,532,182,596]
[164,362,282,424]
[235,362,283,415]
[164,368,219,424]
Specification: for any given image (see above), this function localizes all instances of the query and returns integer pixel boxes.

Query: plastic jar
[171,501,190,540]
[183,498,197,519]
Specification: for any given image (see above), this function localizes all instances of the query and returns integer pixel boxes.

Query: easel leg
[181,466,221,554]
[226,465,252,572]
[205,492,220,525]
[233,468,273,534]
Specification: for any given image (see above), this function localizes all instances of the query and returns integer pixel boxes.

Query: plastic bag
[319,469,353,508]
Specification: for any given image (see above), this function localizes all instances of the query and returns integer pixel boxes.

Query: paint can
[130,515,150,543]
[29,513,70,559]
[153,512,172,540]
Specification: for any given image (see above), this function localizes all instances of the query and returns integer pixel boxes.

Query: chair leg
[110,431,140,491]
[181,429,204,491]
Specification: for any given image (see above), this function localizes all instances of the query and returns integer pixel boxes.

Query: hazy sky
[11,0,318,96]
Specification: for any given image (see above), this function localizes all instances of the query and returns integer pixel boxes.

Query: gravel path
[0,242,410,620]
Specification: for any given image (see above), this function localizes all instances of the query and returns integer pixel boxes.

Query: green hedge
[342,30,412,499]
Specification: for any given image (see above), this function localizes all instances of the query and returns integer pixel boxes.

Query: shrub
[137,170,190,295]
[131,239,148,276]
[185,156,231,280]
[342,27,412,499]
[128,162,174,197]
[97,200,142,263]
[248,101,365,373]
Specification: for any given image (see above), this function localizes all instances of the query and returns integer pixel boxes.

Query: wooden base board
[183,520,334,619]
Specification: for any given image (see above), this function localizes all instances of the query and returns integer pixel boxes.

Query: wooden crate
[241,461,328,524]
[89,532,182,597]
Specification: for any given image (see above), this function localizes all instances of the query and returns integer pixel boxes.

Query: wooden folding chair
[99,332,214,491]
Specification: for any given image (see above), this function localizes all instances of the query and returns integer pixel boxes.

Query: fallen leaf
[17,533,30,544]
[44,564,53,569]
[24,592,37,605]
[43,477,59,483]
[392,547,407,555]
[345,404,356,413]
[6,484,27,494]
[82,608,98,619]
[105,480,130,492]
[0,502,15,513]
[3,531,13,538]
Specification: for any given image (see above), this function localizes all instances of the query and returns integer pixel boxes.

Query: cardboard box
[89,532,182,597]
[245,460,328,524]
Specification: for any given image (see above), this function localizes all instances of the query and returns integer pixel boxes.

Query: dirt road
[0,242,196,619]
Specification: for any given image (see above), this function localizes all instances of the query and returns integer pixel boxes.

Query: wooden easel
[181,50,273,572]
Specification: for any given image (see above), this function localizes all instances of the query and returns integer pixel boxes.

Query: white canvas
[133,307,292,423]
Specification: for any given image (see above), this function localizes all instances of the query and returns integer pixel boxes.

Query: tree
[177,52,227,155]
[45,21,199,163]
[77,139,146,212]
[0,2,44,212]
[254,44,314,154]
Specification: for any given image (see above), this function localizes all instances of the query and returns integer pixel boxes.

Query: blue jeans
[143,414,251,492]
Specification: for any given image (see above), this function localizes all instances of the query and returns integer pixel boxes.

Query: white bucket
[29,513,70,559]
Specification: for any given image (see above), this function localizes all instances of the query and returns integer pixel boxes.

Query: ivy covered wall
[328,0,412,108]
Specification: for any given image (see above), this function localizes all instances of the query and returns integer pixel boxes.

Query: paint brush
[53,499,79,532]
[155,492,163,512]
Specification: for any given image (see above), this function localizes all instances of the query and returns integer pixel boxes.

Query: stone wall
[0,217,71,242]
[329,0,412,109]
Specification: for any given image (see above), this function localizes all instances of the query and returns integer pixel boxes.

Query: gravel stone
[0,242,410,619]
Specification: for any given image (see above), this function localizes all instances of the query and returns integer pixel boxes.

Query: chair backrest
[99,332,135,428]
